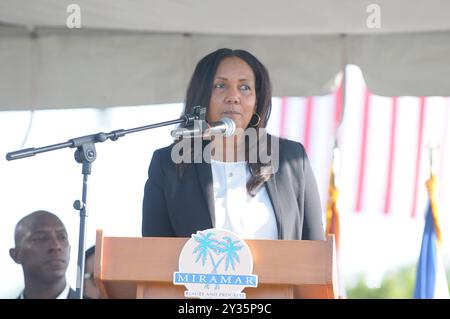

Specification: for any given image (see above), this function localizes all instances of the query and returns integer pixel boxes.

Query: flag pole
[326,33,347,245]
[426,142,442,244]
[414,142,448,298]
[324,34,348,298]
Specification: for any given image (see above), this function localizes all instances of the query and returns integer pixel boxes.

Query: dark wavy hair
[179,48,274,196]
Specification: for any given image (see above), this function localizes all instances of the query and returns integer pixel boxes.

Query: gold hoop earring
[250,113,261,127]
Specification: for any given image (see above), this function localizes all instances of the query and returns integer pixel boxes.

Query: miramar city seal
[173,228,258,299]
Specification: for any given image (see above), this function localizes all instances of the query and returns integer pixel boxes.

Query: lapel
[68,287,77,299]
[265,173,284,240]
[194,161,216,227]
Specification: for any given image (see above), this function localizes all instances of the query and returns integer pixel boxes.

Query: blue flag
[413,198,449,298]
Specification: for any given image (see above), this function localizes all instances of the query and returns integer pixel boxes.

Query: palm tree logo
[192,232,243,289]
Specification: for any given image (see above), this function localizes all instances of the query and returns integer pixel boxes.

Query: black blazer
[142,137,324,240]
[67,288,77,299]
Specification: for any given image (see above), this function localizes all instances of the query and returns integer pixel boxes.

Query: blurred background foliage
[346,265,450,298]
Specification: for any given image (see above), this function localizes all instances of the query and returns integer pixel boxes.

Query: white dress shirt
[210,159,278,239]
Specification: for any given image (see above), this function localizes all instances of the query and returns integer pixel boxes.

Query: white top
[210,159,278,240]
[19,283,71,299]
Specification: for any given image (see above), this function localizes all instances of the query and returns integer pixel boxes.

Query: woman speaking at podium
[142,48,324,241]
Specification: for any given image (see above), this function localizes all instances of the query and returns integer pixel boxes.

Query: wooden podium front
[94,230,338,299]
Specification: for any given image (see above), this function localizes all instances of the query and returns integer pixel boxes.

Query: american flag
[266,65,450,287]
[267,65,450,221]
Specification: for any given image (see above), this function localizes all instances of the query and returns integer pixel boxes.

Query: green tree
[346,265,420,298]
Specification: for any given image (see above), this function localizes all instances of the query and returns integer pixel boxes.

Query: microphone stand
[5,106,204,299]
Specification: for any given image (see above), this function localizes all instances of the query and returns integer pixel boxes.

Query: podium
[94,230,338,299]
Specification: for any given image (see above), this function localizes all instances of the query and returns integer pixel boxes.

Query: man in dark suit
[9,210,76,299]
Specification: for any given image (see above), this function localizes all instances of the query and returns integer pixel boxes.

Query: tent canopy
[1,0,450,110]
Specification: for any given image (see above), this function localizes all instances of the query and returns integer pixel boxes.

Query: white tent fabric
[3,0,450,35]
[1,0,450,110]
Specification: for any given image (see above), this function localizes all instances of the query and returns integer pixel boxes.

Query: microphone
[171,118,236,139]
